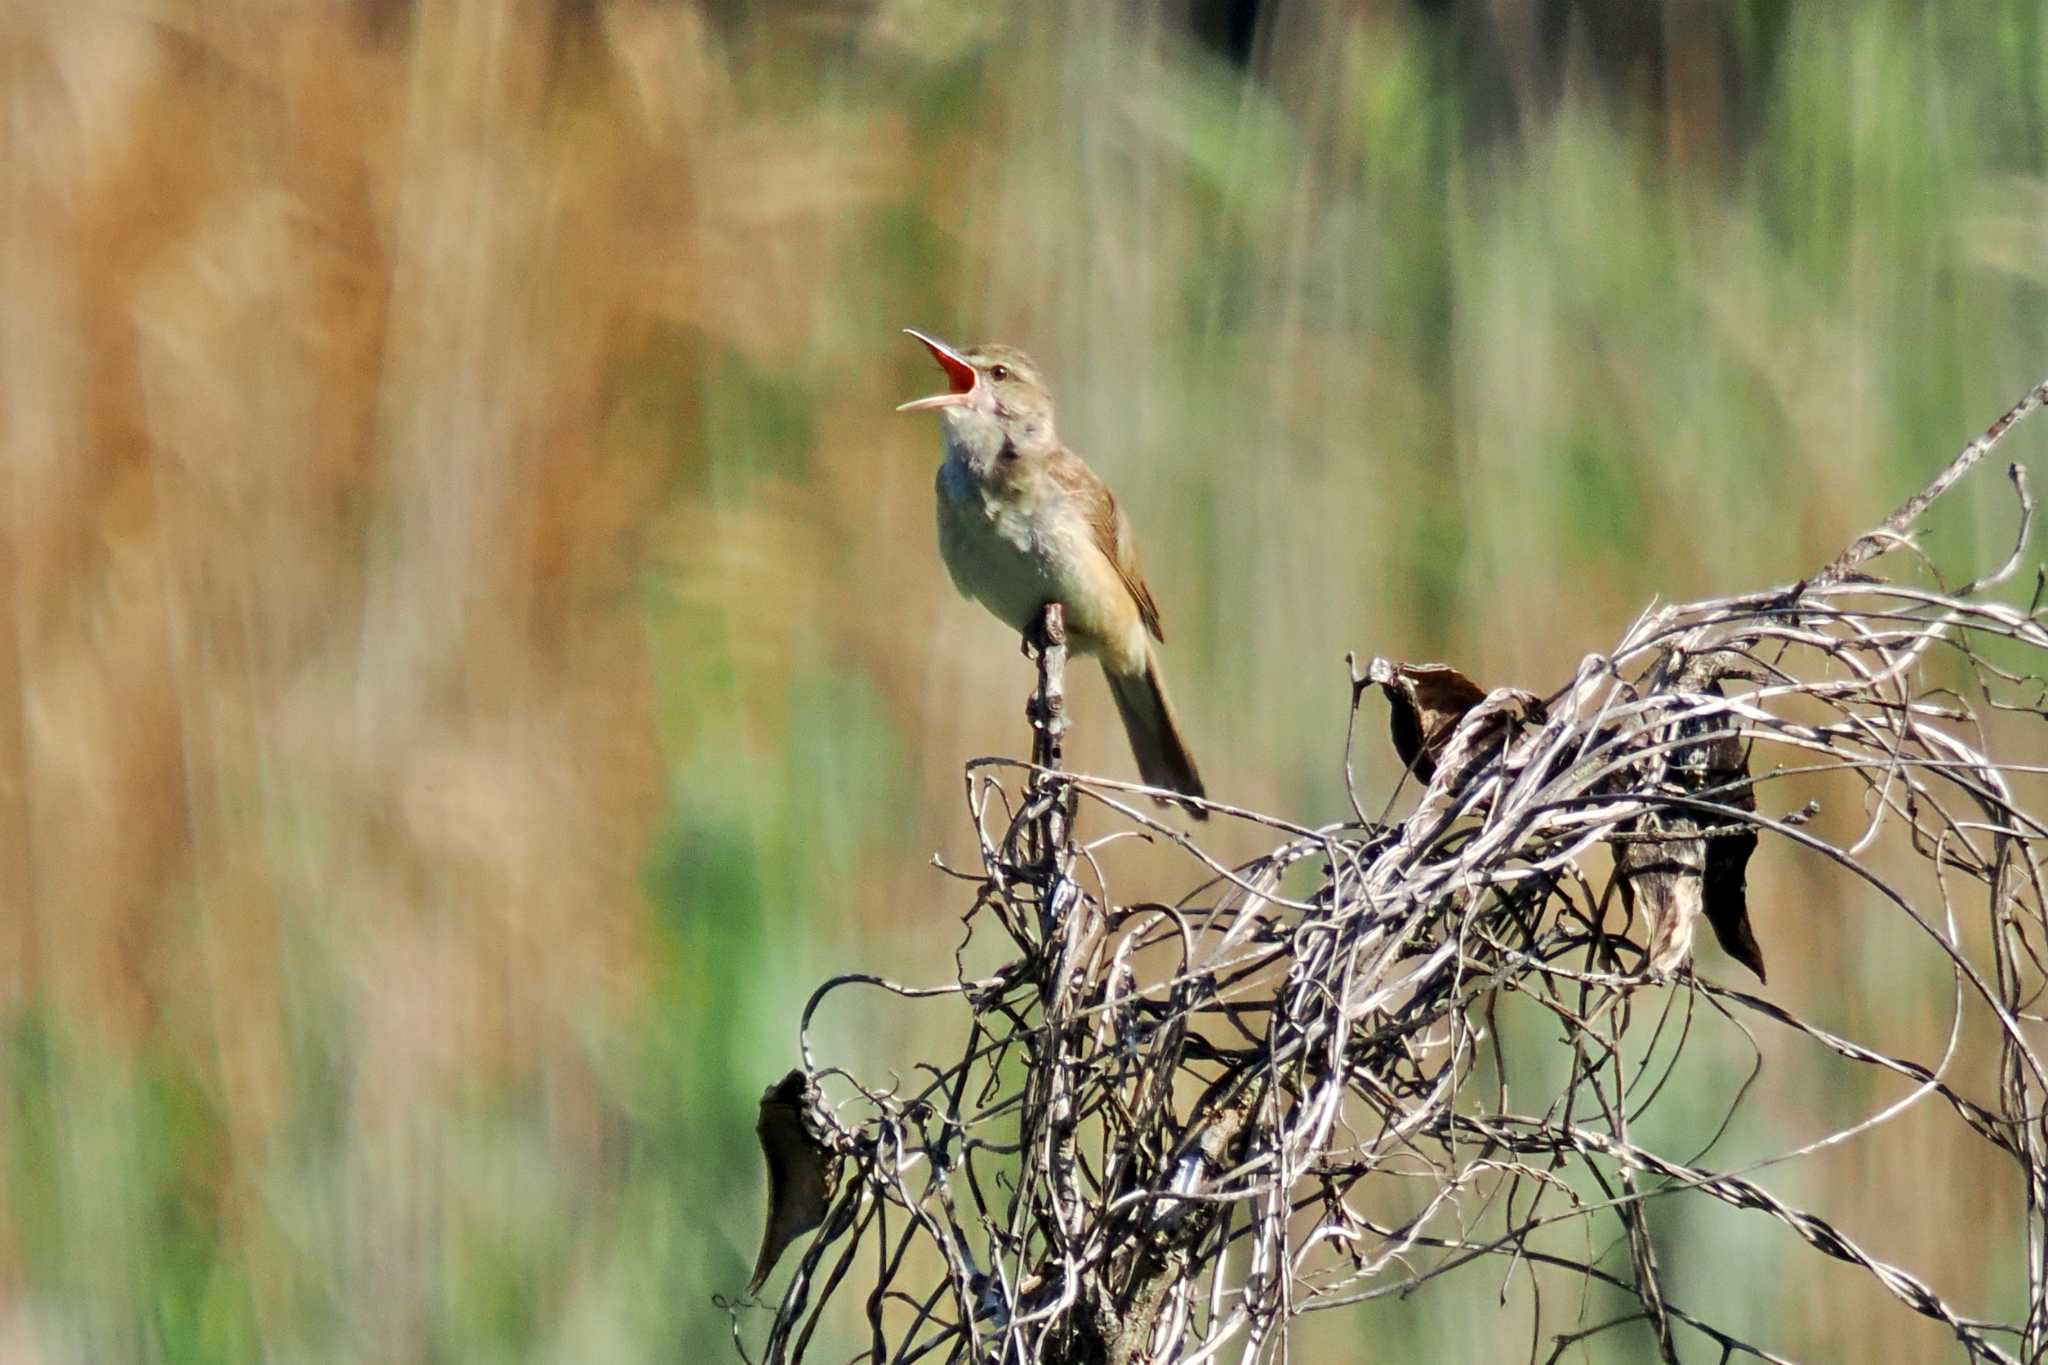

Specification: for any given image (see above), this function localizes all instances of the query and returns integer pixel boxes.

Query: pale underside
[934,453,1153,673]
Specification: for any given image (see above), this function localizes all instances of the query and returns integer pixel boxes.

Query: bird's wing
[1052,449,1165,643]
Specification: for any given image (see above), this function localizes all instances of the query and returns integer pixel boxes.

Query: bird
[897,328,1206,817]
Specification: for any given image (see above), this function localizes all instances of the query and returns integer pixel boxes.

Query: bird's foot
[1021,602,1066,658]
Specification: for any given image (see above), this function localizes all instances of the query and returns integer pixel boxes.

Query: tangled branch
[735,379,2048,1363]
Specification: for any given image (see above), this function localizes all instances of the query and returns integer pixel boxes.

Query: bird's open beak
[895,329,978,412]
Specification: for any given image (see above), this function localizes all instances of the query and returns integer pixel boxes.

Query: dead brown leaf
[1613,666,1766,983]
[1367,658,1547,792]
[749,1069,842,1295]
[1367,659,1488,781]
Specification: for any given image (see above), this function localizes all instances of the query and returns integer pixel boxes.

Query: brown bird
[898,329,1206,816]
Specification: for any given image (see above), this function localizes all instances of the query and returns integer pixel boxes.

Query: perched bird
[897,329,1206,817]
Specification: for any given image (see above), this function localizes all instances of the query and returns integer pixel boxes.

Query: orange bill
[896,329,978,411]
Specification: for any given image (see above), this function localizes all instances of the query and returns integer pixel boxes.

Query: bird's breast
[933,456,1143,665]
[934,457,1048,633]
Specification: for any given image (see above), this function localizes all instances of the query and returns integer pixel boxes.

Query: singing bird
[897,329,1206,817]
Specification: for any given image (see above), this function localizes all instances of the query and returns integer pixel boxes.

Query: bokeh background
[4,1,2048,1360]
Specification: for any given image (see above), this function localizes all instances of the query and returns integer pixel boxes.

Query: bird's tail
[1107,655,1207,819]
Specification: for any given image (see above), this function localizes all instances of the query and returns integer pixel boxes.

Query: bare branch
[737,381,2048,1362]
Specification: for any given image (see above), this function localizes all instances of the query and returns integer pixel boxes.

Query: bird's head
[897,330,1058,466]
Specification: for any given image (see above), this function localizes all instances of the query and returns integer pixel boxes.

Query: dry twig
[736,380,2048,1363]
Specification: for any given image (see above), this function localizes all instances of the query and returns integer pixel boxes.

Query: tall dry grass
[1,1,2045,1360]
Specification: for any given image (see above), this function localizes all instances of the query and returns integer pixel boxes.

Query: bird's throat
[939,411,1009,481]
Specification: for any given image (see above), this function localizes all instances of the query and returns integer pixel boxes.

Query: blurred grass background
[3,0,2047,1359]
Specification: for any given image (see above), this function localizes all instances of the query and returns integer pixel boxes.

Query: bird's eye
[990,364,1009,381]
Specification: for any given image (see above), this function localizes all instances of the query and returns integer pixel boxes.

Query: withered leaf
[1366,659,1488,781]
[1428,685,1550,793]
[1704,821,1765,982]
[1697,707,1766,984]
[749,1069,842,1295]
[1613,666,1767,983]
[1615,814,1706,976]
